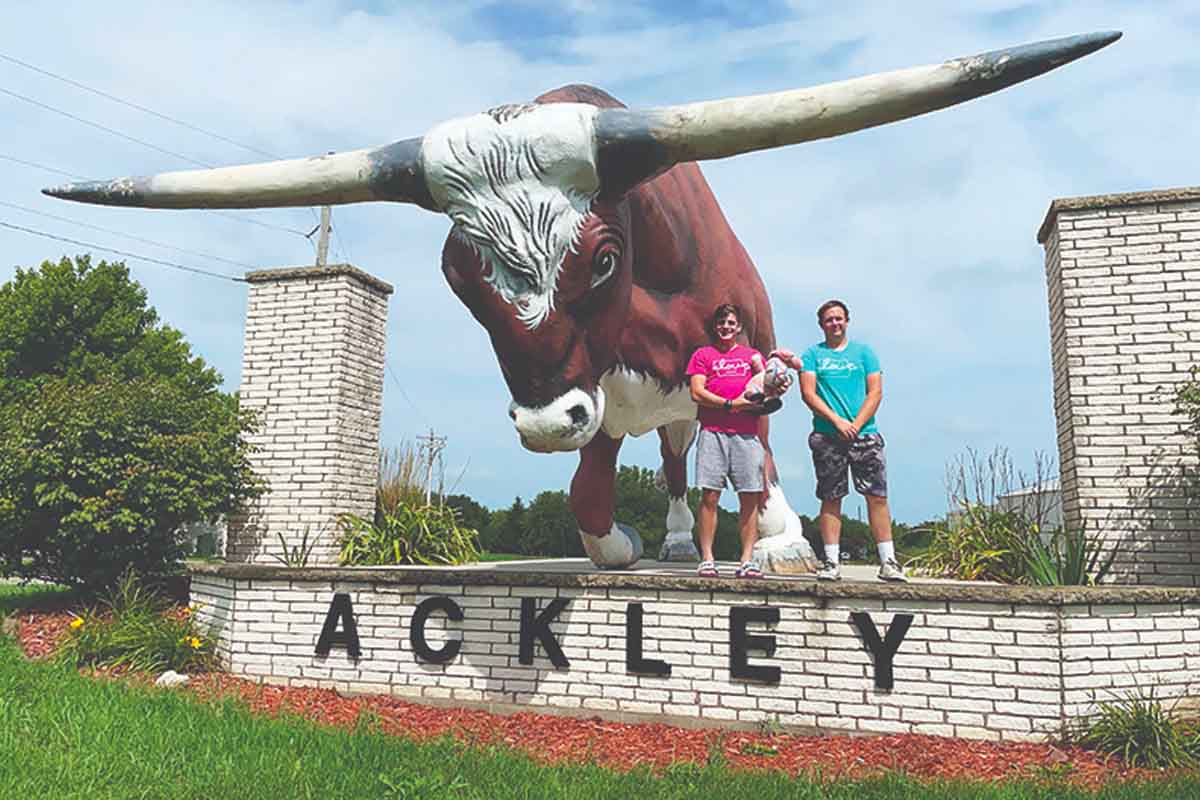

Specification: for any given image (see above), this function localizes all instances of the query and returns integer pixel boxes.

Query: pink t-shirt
[686,343,762,435]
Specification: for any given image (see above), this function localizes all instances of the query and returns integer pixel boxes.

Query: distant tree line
[446,466,926,561]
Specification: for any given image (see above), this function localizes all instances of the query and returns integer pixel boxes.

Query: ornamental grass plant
[55,568,216,673]
[339,503,482,566]
[1070,689,1200,769]
[909,447,1114,586]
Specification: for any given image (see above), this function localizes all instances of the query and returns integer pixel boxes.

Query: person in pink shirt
[686,303,772,579]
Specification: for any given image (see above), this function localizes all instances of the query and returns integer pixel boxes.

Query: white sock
[877,540,896,564]
[824,544,840,564]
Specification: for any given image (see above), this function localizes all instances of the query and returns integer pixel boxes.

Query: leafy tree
[480,497,526,555]
[444,494,490,533]
[0,255,219,402]
[522,491,582,557]
[0,256,261,589]
[614,466,668,554]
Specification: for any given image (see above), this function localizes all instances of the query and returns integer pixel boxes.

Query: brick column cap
[1037,185,1200,244]
[244,263,394,296]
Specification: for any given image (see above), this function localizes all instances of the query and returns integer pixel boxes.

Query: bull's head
[45,33,1119,452]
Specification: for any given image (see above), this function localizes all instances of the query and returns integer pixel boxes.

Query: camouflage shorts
[808,432,887,501]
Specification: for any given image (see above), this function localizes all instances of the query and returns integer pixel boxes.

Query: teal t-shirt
[800,340,881,435]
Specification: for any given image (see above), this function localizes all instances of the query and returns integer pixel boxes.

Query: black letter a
[315,593,361,658]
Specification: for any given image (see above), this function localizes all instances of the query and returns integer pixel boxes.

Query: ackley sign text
[313,593,915,690]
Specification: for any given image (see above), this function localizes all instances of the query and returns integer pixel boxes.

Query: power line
[0,149,313,238]
[386,362,430,428]
[0,200,260,271]
[0,51,282,161]
[0,220,246,283]
[0,153,82,180]
[0,52,331,240]
[0,85,216,169]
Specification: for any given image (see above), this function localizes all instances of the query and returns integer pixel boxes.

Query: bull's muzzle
[509,387,606,452]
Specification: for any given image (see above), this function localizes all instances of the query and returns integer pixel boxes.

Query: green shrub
[1071,690,1200,768]
[0,376,262,590]
[0,256,262,590]
[339,503,481,566]
[56,570,216,673]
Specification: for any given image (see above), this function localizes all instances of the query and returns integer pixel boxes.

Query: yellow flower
[189,637,202,650]
[70,617,84,630]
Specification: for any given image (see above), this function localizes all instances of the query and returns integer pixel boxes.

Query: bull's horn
[594,31,1121,194]
[43,137,440,211]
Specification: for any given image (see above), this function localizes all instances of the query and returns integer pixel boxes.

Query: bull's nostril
[567,404,589,426]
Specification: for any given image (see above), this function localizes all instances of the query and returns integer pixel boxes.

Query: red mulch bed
[15,608,1163,788]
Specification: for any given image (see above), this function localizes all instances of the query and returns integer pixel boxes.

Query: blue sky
[1,2,1196,524]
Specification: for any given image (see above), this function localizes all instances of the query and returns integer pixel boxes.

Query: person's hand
[834,418,858,441]
[769,348,797,368]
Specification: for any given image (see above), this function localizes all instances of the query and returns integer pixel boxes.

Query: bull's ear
[44,137,441,212]
[593,31,1120,195]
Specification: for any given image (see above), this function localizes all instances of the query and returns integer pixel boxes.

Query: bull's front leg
[571,431,644,569]
[656,419,700,562]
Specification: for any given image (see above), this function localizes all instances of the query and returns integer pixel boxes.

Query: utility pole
[315,152,334,267]
[416,429,448,505]
[315,205,332,266]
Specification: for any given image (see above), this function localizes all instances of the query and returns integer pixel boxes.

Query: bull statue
[46,32,1119,570]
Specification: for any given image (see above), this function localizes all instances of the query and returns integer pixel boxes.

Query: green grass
[0,635,1197,799]
[477,552,546,562]
[0,581,76,615]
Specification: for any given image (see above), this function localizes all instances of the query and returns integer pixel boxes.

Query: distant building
[995,478,1063,532]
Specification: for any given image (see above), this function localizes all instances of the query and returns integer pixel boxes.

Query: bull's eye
[591,246,620,288]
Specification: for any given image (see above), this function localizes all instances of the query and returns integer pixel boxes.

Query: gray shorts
[695,429,765,494]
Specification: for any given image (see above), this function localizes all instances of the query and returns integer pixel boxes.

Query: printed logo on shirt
[817,357,860,375]
[711,357,752,378]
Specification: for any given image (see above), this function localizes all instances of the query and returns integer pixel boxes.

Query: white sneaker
[816,560,842,581]
[878,558,908,583]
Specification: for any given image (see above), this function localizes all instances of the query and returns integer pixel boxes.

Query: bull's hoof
[580,523,643,569]
[752,533,819,575]
[658,530,700,562]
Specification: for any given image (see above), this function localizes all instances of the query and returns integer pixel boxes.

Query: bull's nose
[567,404,589,427]
[509,387,604,453]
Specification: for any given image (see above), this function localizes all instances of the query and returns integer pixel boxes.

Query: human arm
[690,374,755,413]
[851,372,883,432]
[768,347,802,371]
[799,371,858,440]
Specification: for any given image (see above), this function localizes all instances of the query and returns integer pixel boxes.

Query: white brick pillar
[227,265,393,565]
[1038,188,1200,585]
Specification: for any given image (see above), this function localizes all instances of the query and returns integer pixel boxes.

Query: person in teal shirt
[771,300,906,583]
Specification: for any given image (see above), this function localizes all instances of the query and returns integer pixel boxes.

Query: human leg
[736,491,762,564]
[848,434,905,581]
[809,431,849,579]
[697,488,721,565]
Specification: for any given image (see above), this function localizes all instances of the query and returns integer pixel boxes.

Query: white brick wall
[190,567,1200,742]
[226,265,393,566]
[1039,188,1200,585]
